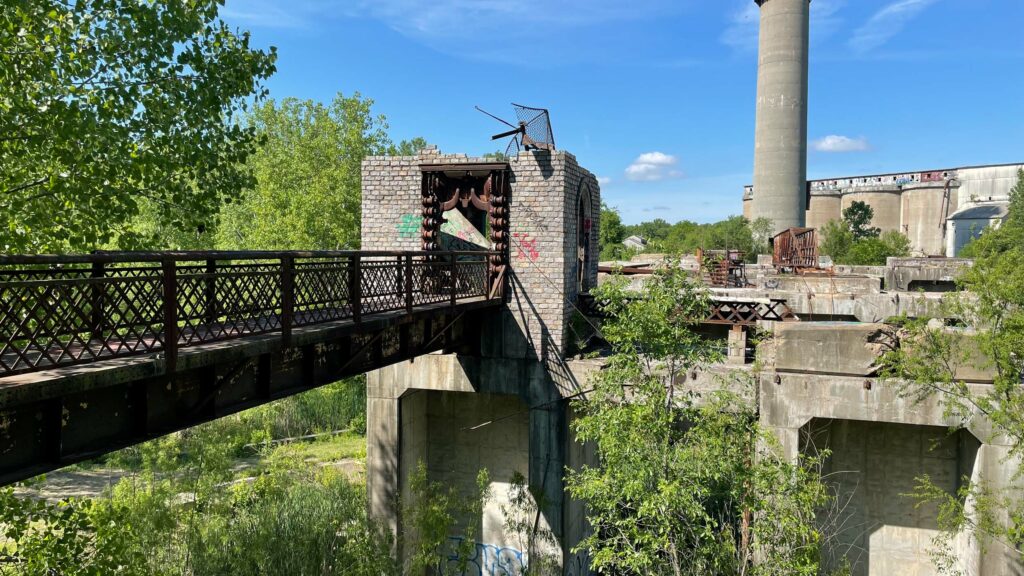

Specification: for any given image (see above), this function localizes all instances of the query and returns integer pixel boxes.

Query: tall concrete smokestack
[752,0,809,234]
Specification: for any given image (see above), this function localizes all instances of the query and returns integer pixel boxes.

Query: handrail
[0,249,498,266]
[0,250,504,377]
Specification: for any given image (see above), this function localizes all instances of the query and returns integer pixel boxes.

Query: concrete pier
[361,147,601,572]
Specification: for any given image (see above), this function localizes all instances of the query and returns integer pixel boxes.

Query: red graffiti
[513,232,540,262]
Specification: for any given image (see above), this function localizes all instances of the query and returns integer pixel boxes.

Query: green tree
[820,220,910,265]
[622,218,672,251]
[403,464,491,575]
[819,220,854,262]
[217,93,393,250]
[749,216,774,257]
[844,230,911,265]
[881,169,1024,571]
[660,216,756,256]
[599,203,626,260]
[0,487,142,575]
[389,137,430,156]
[567,264,833,575]
[0,0,276,253]
[842,200,881,240]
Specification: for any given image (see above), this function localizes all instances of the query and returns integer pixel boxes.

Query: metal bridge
[0,250,503,484]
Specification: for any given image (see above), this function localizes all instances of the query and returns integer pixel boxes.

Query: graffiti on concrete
[397,214,420,239]
[445,537,526,576]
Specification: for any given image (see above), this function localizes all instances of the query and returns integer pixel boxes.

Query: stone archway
[576,182,594,294]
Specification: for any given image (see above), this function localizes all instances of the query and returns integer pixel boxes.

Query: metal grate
[512,103,555,151]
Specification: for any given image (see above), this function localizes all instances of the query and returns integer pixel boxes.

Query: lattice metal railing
[705,299,795,326]
[0,250,500,377]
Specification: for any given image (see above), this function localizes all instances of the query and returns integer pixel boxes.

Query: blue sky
[220,0,1024,225]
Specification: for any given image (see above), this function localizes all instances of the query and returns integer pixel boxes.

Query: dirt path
[14,457,366,503]
[14,468,129,502]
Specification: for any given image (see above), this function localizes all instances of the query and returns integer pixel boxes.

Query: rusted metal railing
[0,250,500,378]
[772,227,818,270]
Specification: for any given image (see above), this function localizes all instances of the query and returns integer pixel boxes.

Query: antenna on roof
[475,103,555,157]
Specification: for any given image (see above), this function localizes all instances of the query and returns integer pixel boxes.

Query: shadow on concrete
[801,418,980,576]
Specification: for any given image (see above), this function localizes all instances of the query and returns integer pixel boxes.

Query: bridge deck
[0,250,505,485]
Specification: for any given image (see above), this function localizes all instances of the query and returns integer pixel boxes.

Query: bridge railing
[0,250,500,377]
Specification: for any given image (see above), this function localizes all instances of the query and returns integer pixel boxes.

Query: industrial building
[743,162,1022,256]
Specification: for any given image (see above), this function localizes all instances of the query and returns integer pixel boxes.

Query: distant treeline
[599,205,772,261]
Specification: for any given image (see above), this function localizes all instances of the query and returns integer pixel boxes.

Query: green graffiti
[396,214,419,239]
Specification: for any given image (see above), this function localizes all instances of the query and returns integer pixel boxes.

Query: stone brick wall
[360,146,601,363]
[361,146,490,252]
[562,155,601,347]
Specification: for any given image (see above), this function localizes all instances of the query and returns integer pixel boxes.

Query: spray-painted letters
[446,537,526,576]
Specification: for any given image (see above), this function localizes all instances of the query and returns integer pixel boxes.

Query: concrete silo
[751,0,810,234]
[841,186,903,235]
[806,190,842,229]
[902,181,958,256]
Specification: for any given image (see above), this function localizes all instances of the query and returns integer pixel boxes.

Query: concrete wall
[842,188,902,234]
[427,392,534,563]
[745,163,1020,257]
[805,420,981,576]
[807,192,842,229]
[948,216,1001,257]
[957,164,1024,207]
[367,354,581,573]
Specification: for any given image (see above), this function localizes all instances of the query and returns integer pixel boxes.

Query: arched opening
[576,182,594,294]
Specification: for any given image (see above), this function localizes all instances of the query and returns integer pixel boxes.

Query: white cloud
[625,152,683,181]
[224,0,680,33]
[222,0,689,63]
[812,135,871,153]
[850,0,937,54]
[597,176,612,186]
[720,0,846,53]
[720,3,760,52]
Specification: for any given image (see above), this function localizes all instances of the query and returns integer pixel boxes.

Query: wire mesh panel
[454,255,489,297]
[410,256,451,307]
[360,258,406,314]
[512,103,555,151]
[0,263,166,374]
[293,258,352,325]
[0,250,499,377]
[176,261,283,346]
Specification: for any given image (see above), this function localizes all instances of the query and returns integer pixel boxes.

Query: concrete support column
[752,0,810,234]
[528,378,568,541]
[367,395,400,537]
[728,325,747,365]
[765,424,801,462]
